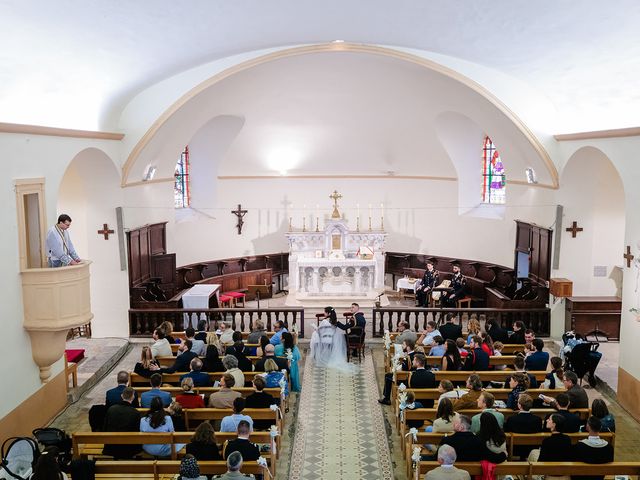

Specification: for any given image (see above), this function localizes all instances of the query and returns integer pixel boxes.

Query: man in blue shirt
[525,338,549,371]
[140,373,172,408]
[269,320,288,345]
[220,397,254,432]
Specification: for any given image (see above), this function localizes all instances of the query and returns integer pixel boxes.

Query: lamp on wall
[525,167,537,184]
[142,165,157,182]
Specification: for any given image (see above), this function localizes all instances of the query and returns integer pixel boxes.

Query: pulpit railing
[371,307,550,338]
[129,307,305,338]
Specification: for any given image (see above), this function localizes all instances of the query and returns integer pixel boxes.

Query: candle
[357,203,360,217]
[368,204,372,218]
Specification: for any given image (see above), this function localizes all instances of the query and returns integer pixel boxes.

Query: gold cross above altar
[329,190,342,218]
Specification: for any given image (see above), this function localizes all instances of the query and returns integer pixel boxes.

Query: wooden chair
[64,351,78,391]
[456,297,472,308]
[347,326,366,362]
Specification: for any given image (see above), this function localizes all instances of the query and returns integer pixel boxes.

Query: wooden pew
[387,336,525,354]
[72,432,175,459]
[412,461,530,480]
[156,354,265,367]
[132,386,282,401]
[181,407,281,431]
[131,371,269,386]
[171,342,260,354]
[91,460,265,479]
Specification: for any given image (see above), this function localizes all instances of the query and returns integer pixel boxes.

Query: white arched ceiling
[123,48,556,188]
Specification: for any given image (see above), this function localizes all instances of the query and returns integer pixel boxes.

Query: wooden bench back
[92,459,265,478]
[393,370,547,383]
[132,386,281,400]
[130,371,274,385]
[400,387,566,402]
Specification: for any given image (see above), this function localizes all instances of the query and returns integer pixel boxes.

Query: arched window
[174,146,190,208]
[481,136,506,204]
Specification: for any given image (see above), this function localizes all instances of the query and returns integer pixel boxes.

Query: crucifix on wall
[97,223,115,240]
[231,204,248,235]
[565,221,583,238]
[329,190,342,219]
[623,245,635,268]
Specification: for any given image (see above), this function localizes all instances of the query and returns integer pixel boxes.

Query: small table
[396,277,418,300]
[181,284,220,329]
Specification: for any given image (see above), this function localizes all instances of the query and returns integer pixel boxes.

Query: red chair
[224,291,246,307]
[219,294,233,307]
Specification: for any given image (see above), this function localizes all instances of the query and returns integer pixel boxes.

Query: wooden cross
[97,223,115,240]
[329,190,342,219]
[565,221,583,238]
[623,245,635,268]
[231,204,248,235]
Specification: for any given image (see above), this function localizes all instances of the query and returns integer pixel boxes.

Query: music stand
[247,284,271,309]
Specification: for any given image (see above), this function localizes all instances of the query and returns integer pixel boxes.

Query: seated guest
[219,451,252,480]
[223,354,245,388]
[140,397,184,457]
[181,357,212,387]
[504,393,543,459]
[428,336,446,357]
[463,336,490,371]
[226,335,254,372]
[439,314,463,342]
[275,332,301,392]
[477,412,507,462]
[417,321,442,347]
[208,373,242,408]
[401,390,425,429]
[217,321,235,346]
[255,344,289,373]
[425,444,470,480]
[186,421,222,461]
[480,332,495,357]
[202,344,225,373]
[262,358,289,397]
[471,392,504,434]
[492,342,506,370]
[167,400,186,431]
[223,420,260,461]
[505,356,538,389]
[269,320,288,346]
[525,338,549,371]
[349,302,367,328]
[159,321,176,345]
[134,345,160,378]
[140,373,172,408]
[409,353,436,387]
[431,397,460,433]
[439,415,505,463]
[151,328,172,359]
[440,262,468,308]
[182,326,206,356]
[524,329,536,349]
[588,399,615,433]
[416,261,439,308]
[194,319,208,343]
[485,318,509,344]
[438,379,466,403]
[453,374,483,411]
[220,397,254,432]
[441,339,462,371]
[378,339,416,405]
[394,321,418,345]
[102,387,141,459]
[106,371,139,408]
[256,335,270,357]
[572,416,614,476]
[161,340,198,374]
[176,377,205,409]
[246,376,279,430]
[247,319,268,345]
[506,372,530,410]
[509,321,526,344]
[543,393,582,433]
[177,454,207,480]
[31,446,70,480]
[541,371,588,410]
[535,414,572,461]
[456,338,469,358]
[542,356,564,389]
[466,318,481,344]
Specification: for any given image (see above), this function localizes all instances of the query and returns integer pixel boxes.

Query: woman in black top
[539,414,572,461]
[441,339,462,371]
[134,345,160,378]
[509,321,526,344]
[202,344,225,372]
[186,421,222,460]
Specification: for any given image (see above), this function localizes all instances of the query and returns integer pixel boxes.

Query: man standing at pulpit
[46,214,81,267]
[416,261,439,307]
[441,263,468,308]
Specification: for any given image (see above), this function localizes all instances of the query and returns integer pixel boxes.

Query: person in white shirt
[183,327,206,356]
[151,328,172,359]
[418,321,442,347]
[45,214,81,267]
[217,322,235,346]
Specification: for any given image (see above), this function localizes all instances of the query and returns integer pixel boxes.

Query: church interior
[2,1,640,478]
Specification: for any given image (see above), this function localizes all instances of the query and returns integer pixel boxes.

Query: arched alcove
[556,146,625,296]
[58,148,130,337]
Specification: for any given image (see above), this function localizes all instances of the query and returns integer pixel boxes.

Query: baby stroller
[563,336,601,387]
[0,428,71,480]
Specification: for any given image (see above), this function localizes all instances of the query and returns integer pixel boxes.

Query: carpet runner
[288,351,393,479]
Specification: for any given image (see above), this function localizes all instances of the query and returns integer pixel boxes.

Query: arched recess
[556,146,625,297]
[121,44,558,188]
[58,148,129,338]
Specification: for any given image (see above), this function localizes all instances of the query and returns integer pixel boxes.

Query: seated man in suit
[439,314,463,342]
[440,262,468,308]
[426,444,471,480]
[350,302,366,328]
[504,393,543,459]
[524,338,549,371]
[102,387,141,459]
[439,415,506,463]
[409,353,436,407]
[541,393,581,433]
[140,373,172,408]
[463,336,490,371]
[223,420,260,461]
[416,261,439,307]
[378,338,416,405]
[180,357,212,387]
[254,344,289,373]
[106,371,139,408]
[161,339,198,374]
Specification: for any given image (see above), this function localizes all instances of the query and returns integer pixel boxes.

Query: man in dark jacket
[105,371,139,408]
[408,354,436,407]
[439,314,463,342]
[504,393,543,459]
[161,339,198,373]
[463,336,490,371]
[573,416,614,480]
[485,318,509,344]
[102,387,141,459]
[254,344,289,373]
[223,420,260,461]
[439,415,506,463]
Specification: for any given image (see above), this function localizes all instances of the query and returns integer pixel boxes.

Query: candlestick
[357,203,360,217]
[368,216,372,231]
[380,203,384,230]
[303,216,306,232]
[289,216,292,231]
[368,203,372,218]
[357,216,360,232]
[316,217,319,232]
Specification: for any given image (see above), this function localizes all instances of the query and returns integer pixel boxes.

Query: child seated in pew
[437,380,467,404]
[400,391,424,429]
[493,341,506,370]
[456,338,469,358]
[542,357,564,389]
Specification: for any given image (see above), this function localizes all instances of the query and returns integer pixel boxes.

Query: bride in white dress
[310,306,354,371]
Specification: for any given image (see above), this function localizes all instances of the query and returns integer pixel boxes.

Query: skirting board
[0,370,67,446]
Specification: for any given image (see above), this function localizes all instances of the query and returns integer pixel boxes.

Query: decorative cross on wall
[231,204,248,235]
[329,190,342,219]
[565,221,584,238]
[97,223,115,240]
[623,245,635,268]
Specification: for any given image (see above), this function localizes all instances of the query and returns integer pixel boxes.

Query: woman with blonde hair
[159,320,176,345]
[262,358,289,397]
[176,377,205,409]
[134,345,159,378]
[466,318,481,344]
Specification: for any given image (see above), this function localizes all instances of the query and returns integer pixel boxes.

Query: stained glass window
[481,136,506,204]
[174,146,190,208]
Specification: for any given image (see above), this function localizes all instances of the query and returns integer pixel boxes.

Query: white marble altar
[286,218,386,300]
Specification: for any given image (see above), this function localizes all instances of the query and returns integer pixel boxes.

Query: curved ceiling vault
[122,44,558,188]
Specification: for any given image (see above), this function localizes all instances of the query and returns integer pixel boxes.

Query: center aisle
[288,350,393,479]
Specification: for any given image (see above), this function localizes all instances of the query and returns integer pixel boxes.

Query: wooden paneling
[149,223,166,255]
[565,296,621,340]
[618,367,640,421]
